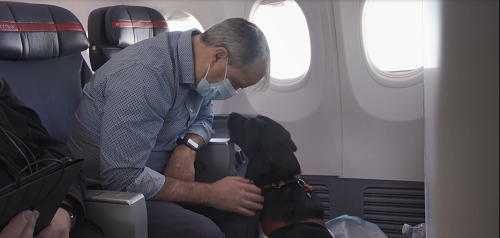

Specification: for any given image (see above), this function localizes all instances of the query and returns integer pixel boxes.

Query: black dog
[228,113,332,238]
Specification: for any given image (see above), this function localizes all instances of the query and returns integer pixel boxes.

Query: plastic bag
[326,215,388,238]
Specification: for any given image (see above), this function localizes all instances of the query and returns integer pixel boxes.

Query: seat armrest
[84,190,148,238]
[197,138,236,174]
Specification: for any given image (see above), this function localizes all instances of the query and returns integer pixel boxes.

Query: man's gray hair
[200,18,270,91]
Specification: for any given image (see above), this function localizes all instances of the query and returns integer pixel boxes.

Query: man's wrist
[59,203,77,229]
[202,183,214,207]
[174,144,197,160]
[176,137,199,153]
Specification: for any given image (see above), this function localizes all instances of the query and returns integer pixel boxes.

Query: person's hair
[200,17,270,91]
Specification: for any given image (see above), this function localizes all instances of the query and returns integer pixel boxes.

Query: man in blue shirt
[67,18,270,238]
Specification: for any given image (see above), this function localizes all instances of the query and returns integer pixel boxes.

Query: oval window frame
[164,9,205,33]
[360,0,423,88]
[248,0,313,93]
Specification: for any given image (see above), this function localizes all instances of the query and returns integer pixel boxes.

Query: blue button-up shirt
[67,29,214,199]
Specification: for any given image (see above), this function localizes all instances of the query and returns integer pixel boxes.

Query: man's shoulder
[108,32,182,71]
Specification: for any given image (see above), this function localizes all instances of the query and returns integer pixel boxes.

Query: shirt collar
[178,29,201,89]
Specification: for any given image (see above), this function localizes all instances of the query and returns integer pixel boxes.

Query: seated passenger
[67,17,271,238]
[0,76,104,238]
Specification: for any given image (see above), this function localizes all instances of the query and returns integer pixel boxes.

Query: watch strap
[176,138,199,153]
[59,203,77,228]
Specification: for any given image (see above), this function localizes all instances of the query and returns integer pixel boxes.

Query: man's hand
[34,208,71,238]
[206,176,264,216]
[0,210,39,238]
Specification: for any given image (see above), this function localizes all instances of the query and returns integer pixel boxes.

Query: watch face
[186,138,199,149]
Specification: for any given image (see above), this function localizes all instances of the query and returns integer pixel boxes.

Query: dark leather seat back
[0,1,91,143]
[88,5,169,71]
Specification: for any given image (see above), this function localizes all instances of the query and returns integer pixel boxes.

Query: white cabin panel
[333,0,425,181]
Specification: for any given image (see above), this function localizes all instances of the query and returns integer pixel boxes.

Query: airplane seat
[87,5,169,71]
[0,1,91,143]
[0,2,147,238]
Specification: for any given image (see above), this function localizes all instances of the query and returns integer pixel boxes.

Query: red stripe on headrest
[0,22,18,31]
[112,20,168,29]
[153,21,168,28]
[132,21,153,28]
[18,23,57,31]
[112,20,133,28]
[0,22,84,32]
[55,23,85,32]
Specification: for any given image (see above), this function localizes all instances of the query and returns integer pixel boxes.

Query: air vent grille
[310,184,331,220]
[363,186,425,238]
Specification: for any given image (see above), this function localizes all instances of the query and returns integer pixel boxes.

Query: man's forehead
[238,61,267,88]
[239,74,262,88]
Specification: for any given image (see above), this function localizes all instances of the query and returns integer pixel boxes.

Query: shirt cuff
[125,167,165,200]
[186,122,214,146]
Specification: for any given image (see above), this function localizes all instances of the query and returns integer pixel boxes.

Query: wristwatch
[59,203,77,229]
[176,137,199,153]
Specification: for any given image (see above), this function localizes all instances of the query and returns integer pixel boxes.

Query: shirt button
[189,109,193,113]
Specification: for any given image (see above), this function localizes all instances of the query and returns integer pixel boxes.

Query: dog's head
[227,112,301,187]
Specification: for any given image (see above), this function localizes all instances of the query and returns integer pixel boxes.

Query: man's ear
[212,47,228,62]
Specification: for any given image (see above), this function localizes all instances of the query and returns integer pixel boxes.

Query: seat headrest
[105,5,169,48]
[0,2,89,61]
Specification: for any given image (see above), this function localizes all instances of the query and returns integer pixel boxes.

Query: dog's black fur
[228,113,332,238]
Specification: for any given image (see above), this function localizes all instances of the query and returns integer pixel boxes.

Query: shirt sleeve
[99,64,172,199]
[186,98,215,146]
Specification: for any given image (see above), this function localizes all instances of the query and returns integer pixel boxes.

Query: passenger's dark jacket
[0,75,85,225]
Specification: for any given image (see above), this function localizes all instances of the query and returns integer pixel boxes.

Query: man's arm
[97,66,172,199]
[150,175,264,217]
[163,98,214,181]
[156,97,265,216]
[162,134,201,181]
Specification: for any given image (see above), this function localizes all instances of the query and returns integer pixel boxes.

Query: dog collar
[261,179,294,190]
[260,175,300,190]
[260,176,313,192]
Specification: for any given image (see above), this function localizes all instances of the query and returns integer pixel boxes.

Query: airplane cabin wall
[333,0,424,182]
[7,0,425,182]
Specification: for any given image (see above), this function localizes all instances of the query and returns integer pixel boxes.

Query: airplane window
[253,0,311,83]
[363,0,423,73]
[167,14,204,32]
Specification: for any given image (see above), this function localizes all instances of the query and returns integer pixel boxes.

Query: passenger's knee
[191,218,225,238]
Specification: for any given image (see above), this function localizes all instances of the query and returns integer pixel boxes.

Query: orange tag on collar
[303,183,313,192]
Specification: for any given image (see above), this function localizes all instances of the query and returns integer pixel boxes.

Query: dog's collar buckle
[261,177,314,191]
[298,179,313,192]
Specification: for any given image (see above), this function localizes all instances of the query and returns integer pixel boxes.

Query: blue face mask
[195,59,238,100]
